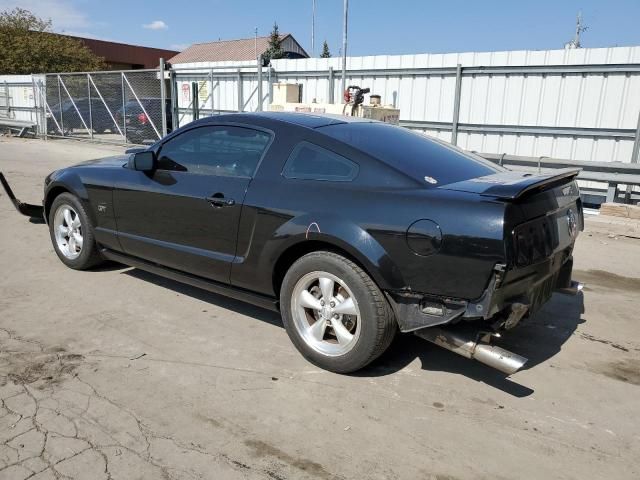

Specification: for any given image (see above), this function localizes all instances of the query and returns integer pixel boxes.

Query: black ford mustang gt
[2,112,584,374]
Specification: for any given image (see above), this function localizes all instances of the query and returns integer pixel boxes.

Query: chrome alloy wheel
[53,205,83,260]
[291,271,361,356]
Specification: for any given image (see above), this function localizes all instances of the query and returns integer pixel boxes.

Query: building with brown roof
[169,34,308,65]
[68,35,179,70]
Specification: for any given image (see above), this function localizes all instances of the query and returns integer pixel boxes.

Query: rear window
[318,122,503,186]
[283,142,358,181]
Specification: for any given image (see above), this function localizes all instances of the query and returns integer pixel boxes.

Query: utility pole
[565,11,587,49]
[254,27,258,59]
[341,0,348,99]
[311,0,316,56]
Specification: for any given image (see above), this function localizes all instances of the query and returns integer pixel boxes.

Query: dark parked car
[115,98,172,144]
[2,112,584,374]
[47,98,117,135]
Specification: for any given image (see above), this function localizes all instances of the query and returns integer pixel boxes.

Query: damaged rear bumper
[385,251,581,334]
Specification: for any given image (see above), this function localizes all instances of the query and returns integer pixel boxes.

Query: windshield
[319,122,504,186]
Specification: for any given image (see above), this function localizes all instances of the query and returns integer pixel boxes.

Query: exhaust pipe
[556,280,584,296]
[415,327,527,375]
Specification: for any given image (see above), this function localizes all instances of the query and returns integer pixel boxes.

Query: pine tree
[263,22,284,63]
[320,40,331,58]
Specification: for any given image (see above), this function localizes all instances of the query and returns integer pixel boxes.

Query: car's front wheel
[48,193,103,270]
[280,251,396,373]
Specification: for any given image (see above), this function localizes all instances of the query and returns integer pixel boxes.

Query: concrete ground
[1,137,639,480]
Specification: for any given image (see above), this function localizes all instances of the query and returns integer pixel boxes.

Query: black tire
[280,251,397,373]
[48,193,103,270]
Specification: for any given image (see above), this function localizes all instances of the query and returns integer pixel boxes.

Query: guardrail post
[451,63,462,145]
[607,183,619,203]
[159,58,167,137]
[328,66,334,103]
[632,110,640,164]
[624,110,640,203]
[237,69,243,112]
[257,57,263,112]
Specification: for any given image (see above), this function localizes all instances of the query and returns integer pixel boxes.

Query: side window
[157,126,271,177]
[282,141,359,181]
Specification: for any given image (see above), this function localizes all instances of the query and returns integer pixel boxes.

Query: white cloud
[0,0,90,30]
[169,43,189,51]
[143,20,168,31]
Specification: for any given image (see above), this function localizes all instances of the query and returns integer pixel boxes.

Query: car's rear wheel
[280,251,396,373]
[49,193,103,270]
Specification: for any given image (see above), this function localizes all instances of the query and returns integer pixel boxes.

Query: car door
[113,124,272,284]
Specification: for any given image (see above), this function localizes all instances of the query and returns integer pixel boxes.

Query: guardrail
[479,153,640,204]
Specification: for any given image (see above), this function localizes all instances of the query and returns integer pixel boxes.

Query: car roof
[192,111,378,130]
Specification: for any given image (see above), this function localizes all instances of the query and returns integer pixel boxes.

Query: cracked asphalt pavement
[1,137,639,479]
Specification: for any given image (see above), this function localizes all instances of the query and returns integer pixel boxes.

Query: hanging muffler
[415,327,528,375]
[0,172,44,219]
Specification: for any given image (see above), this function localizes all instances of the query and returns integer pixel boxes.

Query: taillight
[137,113,148,124]
[513,217,556,267]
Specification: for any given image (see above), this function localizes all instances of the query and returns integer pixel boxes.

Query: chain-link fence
[43,70,165,144]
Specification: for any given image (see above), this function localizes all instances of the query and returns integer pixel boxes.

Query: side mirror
[133,151,156,171]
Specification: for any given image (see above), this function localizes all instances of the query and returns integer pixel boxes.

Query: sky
[2,0,640,56]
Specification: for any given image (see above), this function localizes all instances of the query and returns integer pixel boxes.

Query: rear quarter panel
[231,121,508,301]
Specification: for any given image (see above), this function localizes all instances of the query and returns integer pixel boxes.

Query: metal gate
[43,70,165,144]
[170,61,268,130]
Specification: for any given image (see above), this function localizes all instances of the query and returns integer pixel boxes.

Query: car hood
[438,168,580,200]
[71,154,130,169]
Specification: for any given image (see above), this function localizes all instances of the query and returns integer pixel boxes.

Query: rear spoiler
[481,168,581,200]
[0,172,45,219]
[479,168,581,200]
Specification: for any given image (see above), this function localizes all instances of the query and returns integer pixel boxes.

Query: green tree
[0,8,106,74]
[320,40,331,58]
[262,22,284,63]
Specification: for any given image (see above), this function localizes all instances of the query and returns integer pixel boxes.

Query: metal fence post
[451,63,462,145]
[57,76,64,135]
[210,69,215,114]
[169,69,178,129]
[257,57,263,112]
[159,58,167,137]
[121,73,127,141]
[328,66,334,103]
[237,69,243,112]
[86,74,93,139]
[268,66,273,105]
[191,82,199,120]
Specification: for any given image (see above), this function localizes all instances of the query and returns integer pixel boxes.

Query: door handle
[206,195,235,207]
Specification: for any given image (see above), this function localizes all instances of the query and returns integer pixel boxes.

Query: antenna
[565,11,588,49]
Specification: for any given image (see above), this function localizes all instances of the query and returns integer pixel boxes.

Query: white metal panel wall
[271,46,640,164]
[0,74,38,123]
